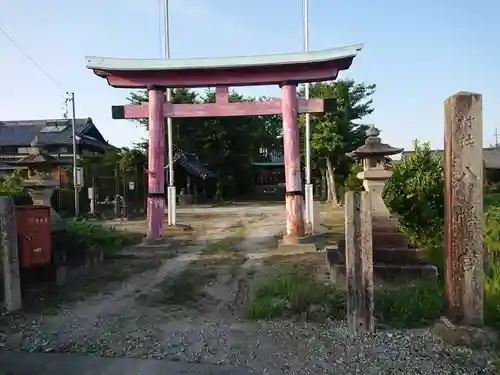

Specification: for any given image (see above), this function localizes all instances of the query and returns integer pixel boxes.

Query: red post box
[15,206,52,268]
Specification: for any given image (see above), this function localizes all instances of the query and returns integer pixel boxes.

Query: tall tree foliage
[298,79,375,205]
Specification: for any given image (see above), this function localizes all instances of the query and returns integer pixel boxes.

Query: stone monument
[326,126,437,283]
[12,137,66,229]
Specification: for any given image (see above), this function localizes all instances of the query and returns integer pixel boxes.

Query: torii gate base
[145,84,312,245]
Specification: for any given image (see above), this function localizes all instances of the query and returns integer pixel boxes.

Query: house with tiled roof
[0,118,117,183]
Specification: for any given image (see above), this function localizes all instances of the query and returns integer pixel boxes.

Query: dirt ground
[0,203,497,374]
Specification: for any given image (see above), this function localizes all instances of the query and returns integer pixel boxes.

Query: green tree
[126,88,283,200]
[298,79,375,205]
[119,147,147,179]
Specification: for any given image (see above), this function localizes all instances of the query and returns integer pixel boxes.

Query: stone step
[338,235,412,256]
[326,261,438,283]
[327,246,428,265]
[372,232,409,249]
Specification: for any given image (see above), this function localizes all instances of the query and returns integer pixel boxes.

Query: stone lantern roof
[12,136,65,166]
[346,126,403,158]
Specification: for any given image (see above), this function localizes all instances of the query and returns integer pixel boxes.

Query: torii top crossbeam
[85,44,363,89]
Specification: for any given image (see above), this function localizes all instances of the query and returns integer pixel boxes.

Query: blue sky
[0,0,498,150]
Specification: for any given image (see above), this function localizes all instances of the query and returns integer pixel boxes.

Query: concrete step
[338,232,410,251]
[332,245,425,264]
[325,248,438,283]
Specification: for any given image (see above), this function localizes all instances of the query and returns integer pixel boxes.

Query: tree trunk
[320,167,327,201]
[325,157,339,206]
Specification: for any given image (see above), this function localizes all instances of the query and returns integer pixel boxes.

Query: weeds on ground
[157,267,218,307]
[246,264,447,327]
[246,261,500,329]
[375,281,444,327]
[202,227,246,256]
[52,219,142,259]
[246,265,343,320]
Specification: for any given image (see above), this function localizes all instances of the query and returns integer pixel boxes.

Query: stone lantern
[12,137,67,228]
[346,125,403,218]
[325,126,437,283]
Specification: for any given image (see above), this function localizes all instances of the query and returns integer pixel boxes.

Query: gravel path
[0,204,498,374]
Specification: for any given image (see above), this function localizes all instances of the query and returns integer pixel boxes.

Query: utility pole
[68,92,79,217]
[494,128,499,147]
[303,0,315,233]
[164,0,176,225]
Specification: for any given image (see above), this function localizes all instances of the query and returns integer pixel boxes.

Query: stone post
[0,196,22,312]
[444,91,484,326]
[345,191,374,333]
[146,87,166,242]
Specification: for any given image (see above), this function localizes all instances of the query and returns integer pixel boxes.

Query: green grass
[246,263,500,330]
[246,265,343,320]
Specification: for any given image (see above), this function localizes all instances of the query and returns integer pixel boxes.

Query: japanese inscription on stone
[444,92,484,326]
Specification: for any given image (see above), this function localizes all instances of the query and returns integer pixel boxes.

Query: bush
[383,140,444,248]
[0,169,32,205]
[52,220,142,262]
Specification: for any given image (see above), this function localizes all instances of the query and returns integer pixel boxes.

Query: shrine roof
[86,44,363,72]
[0,118,117,151]
[165,151,216,180]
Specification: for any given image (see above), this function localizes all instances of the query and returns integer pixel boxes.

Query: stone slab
[164,224,193,232]
[141,236,169,246]
[281,233,323,245]
[432,316,497,348]
[132,242,172,250]
[276,241,317,255]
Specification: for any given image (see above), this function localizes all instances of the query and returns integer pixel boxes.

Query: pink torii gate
[85,44,363,243]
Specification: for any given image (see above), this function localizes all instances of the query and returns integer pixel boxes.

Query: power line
[0,25,66,91]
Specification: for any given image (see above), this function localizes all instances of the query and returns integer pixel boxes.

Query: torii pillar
[146,87,166,241]
[281,83,305,241]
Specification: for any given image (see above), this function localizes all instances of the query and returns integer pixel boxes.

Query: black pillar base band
[147,192,165,197]
[285,191,304,197]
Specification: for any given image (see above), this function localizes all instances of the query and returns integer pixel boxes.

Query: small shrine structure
[85,44,363,243]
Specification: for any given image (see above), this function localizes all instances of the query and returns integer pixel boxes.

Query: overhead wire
[0,25,66,92]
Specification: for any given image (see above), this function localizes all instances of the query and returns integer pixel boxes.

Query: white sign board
[128,181,135,190]
[75,167,84,187]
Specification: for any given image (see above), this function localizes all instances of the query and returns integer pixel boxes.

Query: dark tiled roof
[0,118,116,150]
[166,151,216,180]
